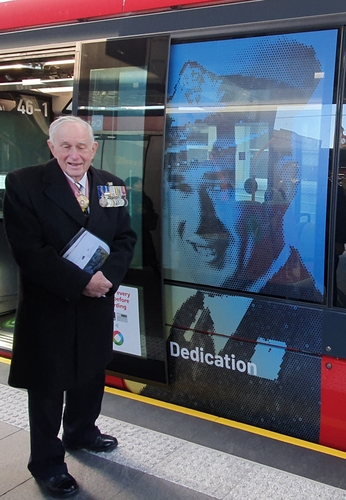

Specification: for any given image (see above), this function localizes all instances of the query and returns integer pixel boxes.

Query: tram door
[0,48,75,351]
[75,36,170,384]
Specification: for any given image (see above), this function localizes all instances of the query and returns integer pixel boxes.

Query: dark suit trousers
[27,371,105,479]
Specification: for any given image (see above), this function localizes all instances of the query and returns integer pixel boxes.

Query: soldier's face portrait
[162,31,338,300]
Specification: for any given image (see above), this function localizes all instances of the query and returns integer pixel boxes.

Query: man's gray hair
[49,116,95,145]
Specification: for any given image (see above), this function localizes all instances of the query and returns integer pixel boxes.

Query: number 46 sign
[17,97,49,117]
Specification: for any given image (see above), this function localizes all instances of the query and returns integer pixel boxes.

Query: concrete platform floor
[1,359,346,500]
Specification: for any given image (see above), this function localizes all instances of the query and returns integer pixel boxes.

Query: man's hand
[82,271,113,298]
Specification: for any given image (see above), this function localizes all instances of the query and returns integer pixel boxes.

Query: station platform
[1,357,346,499]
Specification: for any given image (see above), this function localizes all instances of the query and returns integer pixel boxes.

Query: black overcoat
[3,159,136,392]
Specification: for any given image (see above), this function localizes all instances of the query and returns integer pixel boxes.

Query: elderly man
[4,116,136,497]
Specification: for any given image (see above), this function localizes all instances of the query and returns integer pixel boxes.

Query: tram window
[163,30,338,304]
[79,37,167,274]
[0,50,75,215]
[0,50,76,318]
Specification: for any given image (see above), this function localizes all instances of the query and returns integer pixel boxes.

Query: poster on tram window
[162,29,338,303]
[113,285,141,356]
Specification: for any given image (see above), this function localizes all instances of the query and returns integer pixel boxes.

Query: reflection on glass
[0,93,51,214]
[125,176,159,270]
[163,30,338,303]
[77,37,169,377]
[92,135,146,269]
[80,39,166,275]
[333,139,346,307]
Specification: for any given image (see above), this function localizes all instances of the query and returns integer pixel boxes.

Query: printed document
[61,228,110,274]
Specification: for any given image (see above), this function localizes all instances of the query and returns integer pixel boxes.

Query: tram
[1,0,346,453]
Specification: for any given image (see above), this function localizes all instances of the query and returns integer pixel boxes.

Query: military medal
[99,194,108,208]
[76,193,89,212]
[75,182,89,212]
[97,183,128,208]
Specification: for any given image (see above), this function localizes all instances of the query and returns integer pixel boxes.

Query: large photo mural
[142,30,339,441]
[163,30,337,301]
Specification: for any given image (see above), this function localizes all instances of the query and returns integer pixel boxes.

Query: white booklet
[61,228,110,274]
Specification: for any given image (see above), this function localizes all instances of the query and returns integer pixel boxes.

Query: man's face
[166,160,243,285]
[165,154,295,289]
[47,122,98,181]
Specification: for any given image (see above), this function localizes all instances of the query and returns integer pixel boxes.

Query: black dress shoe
[64,433,118,453]
[36,473,79,498]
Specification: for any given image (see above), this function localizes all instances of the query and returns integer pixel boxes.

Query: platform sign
[113,285,141,356]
